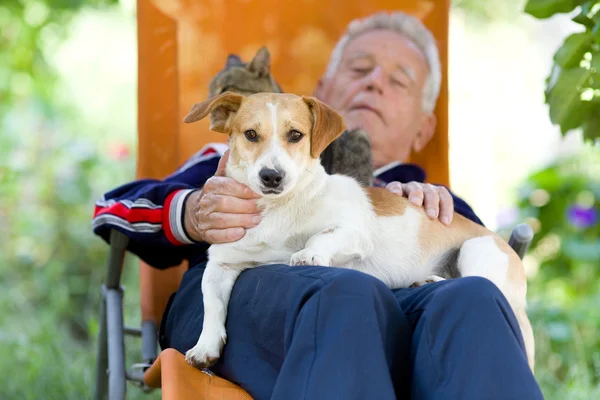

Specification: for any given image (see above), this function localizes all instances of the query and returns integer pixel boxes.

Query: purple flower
[567,205,598,228]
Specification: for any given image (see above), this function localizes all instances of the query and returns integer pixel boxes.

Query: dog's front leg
[185,260,242,369]
[290,227,372,267]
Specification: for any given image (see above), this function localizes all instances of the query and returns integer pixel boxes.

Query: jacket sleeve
[445,188,485,227]
[92,146,223,269]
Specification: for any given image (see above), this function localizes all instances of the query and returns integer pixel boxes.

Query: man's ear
[183,92,244,134]
[247,46,271,77]
[302,96,347,158]
[412,113,437,153]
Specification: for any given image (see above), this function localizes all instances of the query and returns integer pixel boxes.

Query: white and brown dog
[182,92,535,371]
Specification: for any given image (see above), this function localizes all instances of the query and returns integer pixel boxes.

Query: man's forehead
[342,30,426,74]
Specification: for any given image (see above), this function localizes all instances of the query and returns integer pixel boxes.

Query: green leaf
[524,0,585,19]
[593,13,600,44]
[572,8,595,27]
[590,50,600,87]
[554,32,594,68]
[581,105,600,141]
[546,66,594,134]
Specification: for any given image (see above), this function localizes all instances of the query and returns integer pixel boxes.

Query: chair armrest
[508,223,534,260]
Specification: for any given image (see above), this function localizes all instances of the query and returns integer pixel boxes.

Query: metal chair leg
[94,229,129,400]
[106,286,126,400]
[94,295,109,400]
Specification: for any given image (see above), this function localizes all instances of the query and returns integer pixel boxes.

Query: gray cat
[208,47,373,186]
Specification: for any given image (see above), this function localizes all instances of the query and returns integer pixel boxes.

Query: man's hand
[385,181,454,226]
[184,150,262,244]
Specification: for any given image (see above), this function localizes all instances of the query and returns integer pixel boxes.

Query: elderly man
[93,11,543,400]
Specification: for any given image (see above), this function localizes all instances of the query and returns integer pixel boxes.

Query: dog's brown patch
[365,187,408,216]
[302,96,347,158]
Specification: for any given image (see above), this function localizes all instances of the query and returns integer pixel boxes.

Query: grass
[0,254,160,400]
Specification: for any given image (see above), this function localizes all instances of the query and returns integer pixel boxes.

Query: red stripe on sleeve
[93,203,162,224]
[162,191,181,245]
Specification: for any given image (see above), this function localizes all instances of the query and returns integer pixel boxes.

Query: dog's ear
[302,96,347,158]
[247,47,271,77]
[183,92,244,134]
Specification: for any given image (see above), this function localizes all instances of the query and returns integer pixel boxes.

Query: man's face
[316,29,436,168]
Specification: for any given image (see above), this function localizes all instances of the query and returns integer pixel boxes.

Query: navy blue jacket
[92,144,483,269]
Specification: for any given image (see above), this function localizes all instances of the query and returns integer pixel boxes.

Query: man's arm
[447,190,484,226]
[92,148,221,269]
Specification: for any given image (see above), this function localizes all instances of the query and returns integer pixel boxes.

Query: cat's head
[208,47,283,98]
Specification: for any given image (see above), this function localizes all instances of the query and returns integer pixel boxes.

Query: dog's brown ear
[183,92,244,133]
[248,47,271,77]
[302,96,347,158]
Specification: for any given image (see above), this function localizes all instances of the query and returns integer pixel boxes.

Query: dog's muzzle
[259,167,285,194]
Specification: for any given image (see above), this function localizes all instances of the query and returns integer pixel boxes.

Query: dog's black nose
[259,168,285,188]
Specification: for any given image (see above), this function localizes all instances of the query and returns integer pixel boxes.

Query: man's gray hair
[325,11,442,113]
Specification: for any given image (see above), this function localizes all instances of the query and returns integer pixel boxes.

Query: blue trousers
[159,263,543,400]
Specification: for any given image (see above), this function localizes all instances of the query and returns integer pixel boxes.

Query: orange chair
[93,1,533,398]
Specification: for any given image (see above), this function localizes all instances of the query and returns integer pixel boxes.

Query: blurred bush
[510,146,600,398]
[0,1,155,399]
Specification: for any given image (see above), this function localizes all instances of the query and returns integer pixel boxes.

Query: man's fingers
[205,176,261,199]
[200,193,260,214]
[214,150,229,177]
[203,212,262,230]
[422,184,440,219]
[385,181,403,195]
[404,182,425,206]
[437,187,454,225]
[203,227,246,244]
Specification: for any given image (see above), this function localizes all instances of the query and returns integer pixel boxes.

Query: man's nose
[364,66,385,94]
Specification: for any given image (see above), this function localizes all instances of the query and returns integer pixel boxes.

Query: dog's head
[184,92,346,197]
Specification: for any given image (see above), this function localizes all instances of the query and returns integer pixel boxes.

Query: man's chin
[344,110,383,131]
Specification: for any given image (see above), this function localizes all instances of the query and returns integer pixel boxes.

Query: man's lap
[159,261,515,348]
[159,262,414,397]
[158,262,529,398]
[160,262,407,351]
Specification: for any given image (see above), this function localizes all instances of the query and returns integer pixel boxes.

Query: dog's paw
[184,327,227,369]
[290,249,330,267]
[410,275,446,288]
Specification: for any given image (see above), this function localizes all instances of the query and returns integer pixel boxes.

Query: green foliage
[0,0,118,119]
[524,0,600,142]
[511,146,600,396]
[452,0,526,21]
[0,1,155,398]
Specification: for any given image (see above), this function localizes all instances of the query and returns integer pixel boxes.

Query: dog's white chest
[209,212,314,267]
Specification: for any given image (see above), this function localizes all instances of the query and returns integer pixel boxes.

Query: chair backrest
[136,0,450,324]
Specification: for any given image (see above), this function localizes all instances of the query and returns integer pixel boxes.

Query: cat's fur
[208,47,374,186]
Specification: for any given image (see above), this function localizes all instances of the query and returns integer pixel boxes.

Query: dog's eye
[244,129,258,142]
[288,130,304,143]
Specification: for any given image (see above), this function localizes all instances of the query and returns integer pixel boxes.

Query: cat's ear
[225,54,243,68]
[247,47,271,77]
